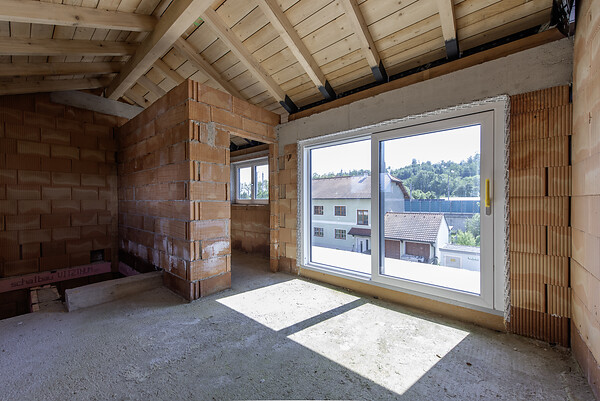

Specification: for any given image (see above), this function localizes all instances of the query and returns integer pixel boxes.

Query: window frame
[334,206,346,216]
[299,99,507,314]
[357,210,368,225]
[334,229,347,240]
[314,227,324,237]
[314,205,324,215]
[231,157,269,204]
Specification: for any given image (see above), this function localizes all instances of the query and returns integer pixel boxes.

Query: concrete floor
[0,252,594,400]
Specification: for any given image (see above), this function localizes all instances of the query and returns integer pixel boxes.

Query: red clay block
[21,242,40,259]
[6,214,40,231]
[41,240,66,257]
[41,128,70,145]
[0,200,17,215]
[199,163,230,183]
[0,108,23,125]
[81,174,106,187]
[41,213,70,228]
[6,154,41,170]
[51,144,79,160]
[5,123,40,141]
[0,169,17,184]
[69,251,91,267]
[18,229,51,244]
[39,254,69,272]
[18,200,50,214]
[189,142,226,164]
[80,225,106,239]
[92,236,111,249]
[24,111,55,128]
[66,239,93,254]
[17,170,51,185]
[64,107,93,123]
[189,100,211,122]
[71,134,97,149]
[200,238,230,259]
[35,101,64,117]
[41,157,71,173]
[52,226,80,241]
[17,141,50,157]
[80,149,105,162]
[51,200,79,213]
[93,112,119,127]
[41,186,70,200]
[71,212,97,227]
[2,259,38,277]
[190,220,228,241]
[71,160,98,174]
[80,199,106,212]
[211,106,242,129]
[51,172,80,186]
[72,187,98,200]
[56,117,83,131]
[189,182,227,201]
[7,185,41,200]
[199,271,231,297]
[0,138,17,153]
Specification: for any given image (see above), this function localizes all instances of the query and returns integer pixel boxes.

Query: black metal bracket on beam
[280,95,298,114]
[371,60,388,83]
[551,0,576,37]
[444,38,460,60]
[318,80,336,100]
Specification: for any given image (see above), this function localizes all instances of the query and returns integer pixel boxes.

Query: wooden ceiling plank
[173,37,243,98]
[137,74,167,97]
[153,58,186,85]
[105,0,214,100]
[437,0,460,59]
[202,7,297,113]
[257,0,335,100]
[0,0,157,32]
[0,76,112,96]
[0,62,123,77]
[0,37,137,56]
[341,0,387,82]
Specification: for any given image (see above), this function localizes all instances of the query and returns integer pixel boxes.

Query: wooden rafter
[341,0,387,82]
[153,59,185,85]
[50,91,143,120]
[105,0,214,100]
[125,89,152,108]
[202,7,298,113]
[0,77,112,96]
[437,0,460,59]
[0,0,157,32]
[0,62,123,77]
[173,37,242,99]
[138,75,167,97]
[0,37,137,57]
[256,0,336,100]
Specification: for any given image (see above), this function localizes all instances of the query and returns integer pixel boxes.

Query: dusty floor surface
[0,252,594,400]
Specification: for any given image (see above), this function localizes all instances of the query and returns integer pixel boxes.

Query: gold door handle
[485,179,492,215]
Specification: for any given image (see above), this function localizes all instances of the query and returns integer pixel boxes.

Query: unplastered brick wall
[0,93,119,278]
[571,0,600,396]
[231,204,270,257]
[277,143,298,273]
[118,80,278,301]
[507,86,572,347]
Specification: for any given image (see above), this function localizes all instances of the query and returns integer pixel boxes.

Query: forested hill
[312,153,480,199]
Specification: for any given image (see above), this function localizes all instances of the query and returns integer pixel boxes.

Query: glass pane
[310,139,371,274]
[238,167,252,200]
[380,125,481,294]
[255,164,269,200]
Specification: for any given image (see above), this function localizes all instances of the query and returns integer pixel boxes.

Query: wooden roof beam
[341,0,387,83]
[153,59,185,86]
[50,91,143,120]
[0,0,157,32]
[437,0,460,60]
[0,77,112,96]
[137,75,167,97]
[0,37,137,57]
[105,0,214,100]
[257,0,336,100]
[0,62,123,78]
[202,8,298,113]
[173,38,243,98]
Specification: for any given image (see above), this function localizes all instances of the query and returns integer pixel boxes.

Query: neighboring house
[439,244,481,271]
[311,175,409,252]
[349,213,450,263]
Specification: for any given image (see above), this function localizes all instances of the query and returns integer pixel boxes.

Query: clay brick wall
[277,143,298,273]
[118,80,278,301]
[0,93,119,279]
[507,86,573,347]
[571,0,600,396]
[231,204,270,257]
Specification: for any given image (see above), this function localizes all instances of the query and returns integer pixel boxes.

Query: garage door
[385,240,401,259]
[405,242,429,260]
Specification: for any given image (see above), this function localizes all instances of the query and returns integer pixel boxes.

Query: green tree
[452,230,477,246]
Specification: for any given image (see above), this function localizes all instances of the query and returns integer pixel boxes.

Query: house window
[314,205,323,215]
[301,100,507,312]
[334,206,346,216]
[232,158,268,204]
[357,210,368,225]
[314,227,324,237]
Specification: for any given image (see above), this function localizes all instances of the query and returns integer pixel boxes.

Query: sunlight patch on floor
[217,279,360,331]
